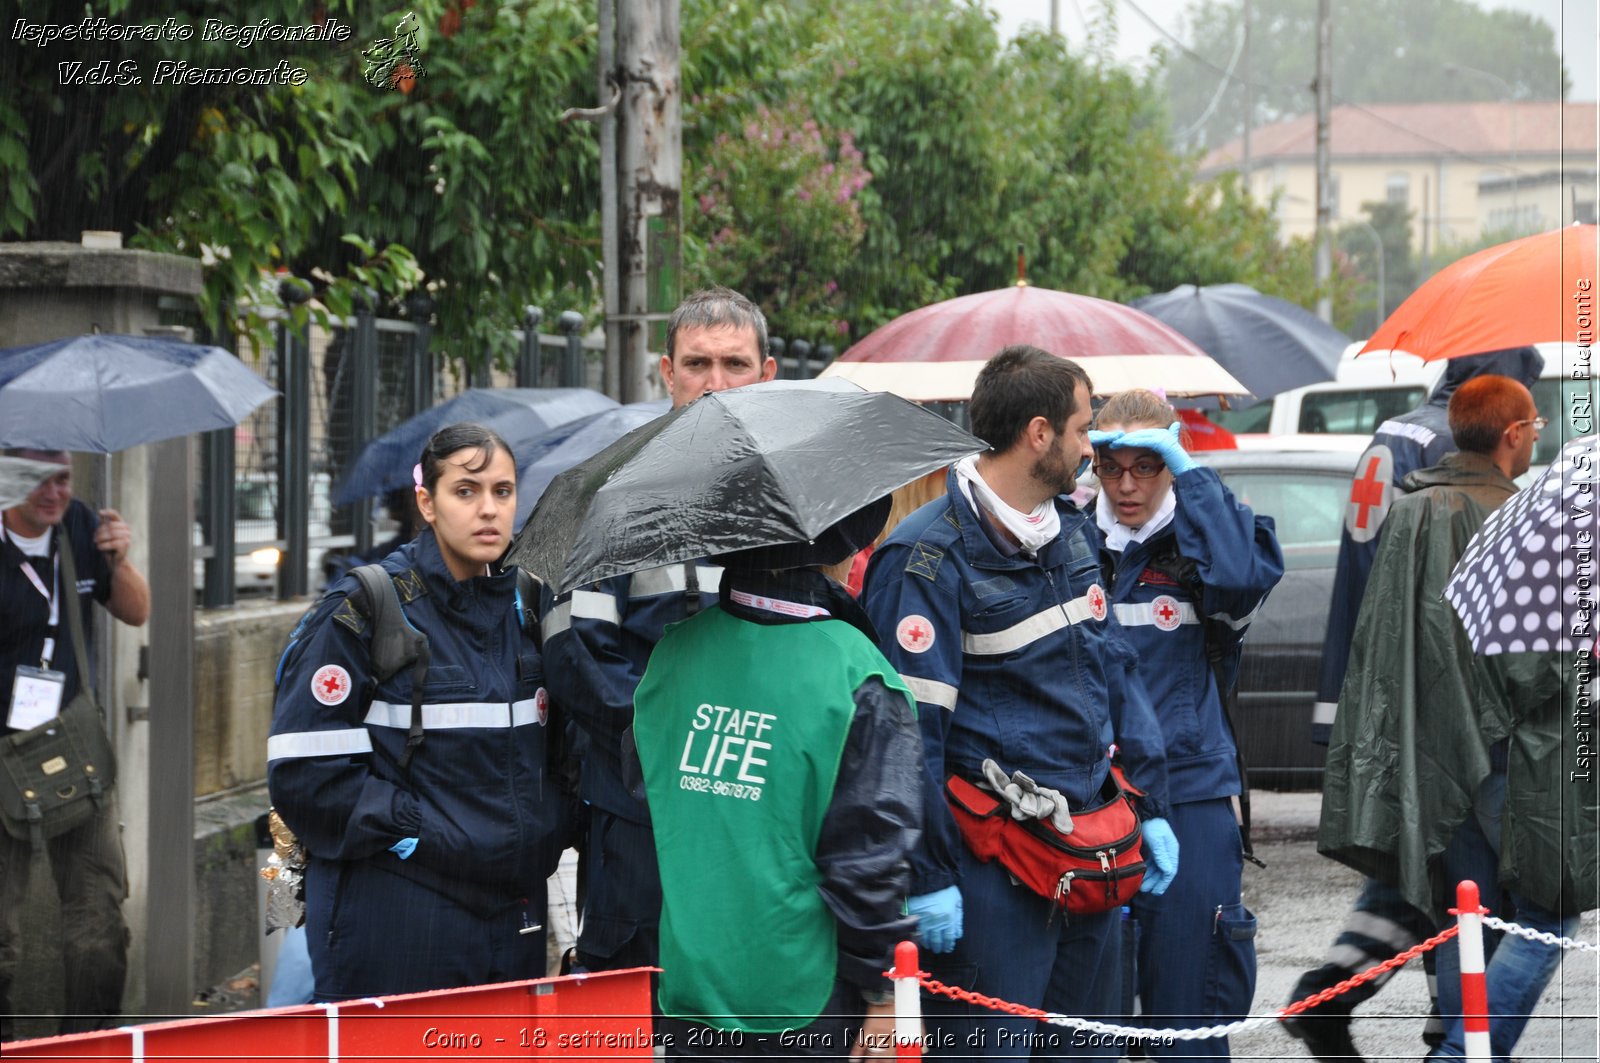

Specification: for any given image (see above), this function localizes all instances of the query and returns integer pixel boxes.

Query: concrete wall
[194,602,304,794]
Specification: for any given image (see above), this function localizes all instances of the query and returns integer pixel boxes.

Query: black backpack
[290,563,539,770]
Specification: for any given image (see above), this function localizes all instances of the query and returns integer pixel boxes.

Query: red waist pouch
[945,766,1145,915]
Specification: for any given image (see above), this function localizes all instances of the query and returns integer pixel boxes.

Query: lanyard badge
[8,665,66,730]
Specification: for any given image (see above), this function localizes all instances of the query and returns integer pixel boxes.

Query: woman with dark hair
[268,422,565,1000]
[1092,389,1283,1060]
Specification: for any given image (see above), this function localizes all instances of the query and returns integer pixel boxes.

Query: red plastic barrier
[3,967,655,1061]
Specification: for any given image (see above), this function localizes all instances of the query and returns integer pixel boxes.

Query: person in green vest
[633,496,923,1060]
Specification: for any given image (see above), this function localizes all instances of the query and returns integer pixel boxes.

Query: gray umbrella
[0,333,277,453]
[1131,284,1349,402]
[1445,434,1597,654]
[0,456,66,510]
[505,379,984,594]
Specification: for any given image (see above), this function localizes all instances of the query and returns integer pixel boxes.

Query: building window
[1386,172,1410,206]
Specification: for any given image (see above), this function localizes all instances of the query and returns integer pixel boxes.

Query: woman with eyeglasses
[1090,389,1284,1060]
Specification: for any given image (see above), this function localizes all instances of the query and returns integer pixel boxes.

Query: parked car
[194,474,336,597]
[1213,342,1437,441]
[1195,440,1368,789]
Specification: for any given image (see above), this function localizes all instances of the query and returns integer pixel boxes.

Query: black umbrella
[1131,284,1349,402]
[333,386,617,504]
[0,334,277,452]
[1445,434,1597,655]
[505,380,985,593]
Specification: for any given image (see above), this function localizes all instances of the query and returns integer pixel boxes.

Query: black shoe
[1282,1011,1364,1062]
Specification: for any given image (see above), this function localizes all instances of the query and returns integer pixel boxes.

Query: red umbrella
[819,284,1247,401]
[1361,223,1598,360]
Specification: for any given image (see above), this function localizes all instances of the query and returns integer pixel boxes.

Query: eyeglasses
[1509,416,1550,432]
[1092,459,1167,482]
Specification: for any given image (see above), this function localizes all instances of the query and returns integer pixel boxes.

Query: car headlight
[249,546,282,567]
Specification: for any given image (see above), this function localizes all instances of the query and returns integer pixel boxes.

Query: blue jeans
[1429,772,1580,1061]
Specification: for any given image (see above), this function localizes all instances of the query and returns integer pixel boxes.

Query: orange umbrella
[1361,223,1597,360]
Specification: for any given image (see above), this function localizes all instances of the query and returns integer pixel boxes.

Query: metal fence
[195,292,834,607]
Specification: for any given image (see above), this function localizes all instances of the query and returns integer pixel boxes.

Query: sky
[988,0,1599,102]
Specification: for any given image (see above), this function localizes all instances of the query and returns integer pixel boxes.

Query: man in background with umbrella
[861,347,1178,1057]
[1315,376,1578,1061]
[1286,346,1543,1060]
[541,286,776,980]
[0,449,149,1039]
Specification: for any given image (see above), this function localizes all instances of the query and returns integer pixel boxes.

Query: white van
[1214,341,1581,479]
[1212,342,1441,442]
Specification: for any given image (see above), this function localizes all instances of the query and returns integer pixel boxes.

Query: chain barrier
[1482,914,1599,954]
[906,910,1595,1045]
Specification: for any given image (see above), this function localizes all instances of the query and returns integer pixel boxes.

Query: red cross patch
[1087,584,1107,622]
[310,664,353,706]
[534,686,549,727]
[897,614,936,654]
[1345,444,1394,544]
[1152,595,1182,632]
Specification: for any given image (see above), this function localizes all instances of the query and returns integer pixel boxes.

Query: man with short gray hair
[543,287,775,980]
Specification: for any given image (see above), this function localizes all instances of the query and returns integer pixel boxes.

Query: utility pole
[599,0,620,398]
[1313,0,1333,322]
[1241,0,1252,194]
[616,0,683,403]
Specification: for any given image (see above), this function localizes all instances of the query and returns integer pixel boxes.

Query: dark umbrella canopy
[514,399,671,523]
[1445,434,1597,655]
[505,380,985,593]
[0,334,277,453]
[1131,283,1349,401]
[334,386,616,503]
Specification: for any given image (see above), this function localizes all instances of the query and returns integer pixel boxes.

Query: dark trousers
[575,809,662,971]
[1129,797,1257,1060]
[0,796,129,1040]
[922,849,1124,1060]
[661,979,859,1061]
[305,858,547,1001]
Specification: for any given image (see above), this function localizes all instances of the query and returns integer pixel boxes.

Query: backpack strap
[349,565,431,771]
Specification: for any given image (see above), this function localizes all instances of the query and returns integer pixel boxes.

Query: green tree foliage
[1336,200,1417,337]
[1161,0,1570,154]
[1,0,599,367]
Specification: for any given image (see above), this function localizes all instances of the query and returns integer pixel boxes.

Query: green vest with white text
[633,604,913,1031]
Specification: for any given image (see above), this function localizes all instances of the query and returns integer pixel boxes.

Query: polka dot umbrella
[1444,434,1598,655]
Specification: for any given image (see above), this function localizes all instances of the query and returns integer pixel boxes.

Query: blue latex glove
[1108,421,1195,475]
[907,886,964,954]
[1139,818,1179,895]
[1087,429,1124,449]
[389,837,418,861]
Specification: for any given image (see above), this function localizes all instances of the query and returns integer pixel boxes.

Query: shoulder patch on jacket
[906,542,945,582]
[331,597,367,635]
[393,568,426,604]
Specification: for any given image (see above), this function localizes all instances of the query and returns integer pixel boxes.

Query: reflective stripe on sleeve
[569,589,621,626]
[1113,601,1199,627]
[630,563,725,598]
[364,699,541,730]
[1312,700,1338,726]
[541,599,572,641]
[267,728,374,762]
[1209,602,1263,631]
[962,596,1098,656]
[901,675,959,711]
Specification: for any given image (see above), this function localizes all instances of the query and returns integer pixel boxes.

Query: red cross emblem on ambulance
[1087,584,1107,622]
[311,664,352,706]
[1152,595,1182,632]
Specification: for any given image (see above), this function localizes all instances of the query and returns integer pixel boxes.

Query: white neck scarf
[1095,487,1177,554]
[954,455,1060,554]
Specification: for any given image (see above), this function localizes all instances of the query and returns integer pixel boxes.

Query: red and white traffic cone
[890,940,924,1060]
[1455,879,1491,1063]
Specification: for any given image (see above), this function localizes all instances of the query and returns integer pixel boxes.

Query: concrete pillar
[0,239,202,1030]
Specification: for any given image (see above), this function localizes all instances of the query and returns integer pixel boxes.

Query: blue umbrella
[1445,434,1597,655]
[1131,284,1349,402]
[0,334,277,453]
[514,400,671,523]
[334,387,617,504]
